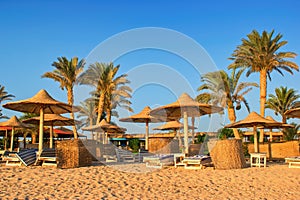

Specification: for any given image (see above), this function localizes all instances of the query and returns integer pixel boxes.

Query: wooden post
[183,111,188,154]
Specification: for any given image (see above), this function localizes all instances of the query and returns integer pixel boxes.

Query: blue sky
[1,0,300,135]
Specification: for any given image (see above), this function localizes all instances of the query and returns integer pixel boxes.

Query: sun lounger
[115,148,135,162]
[285,157,300,168]
[36,149,57,166]
[16,149,37,166]
[181,155,212,169]
[143,154,174,169]
[1,151,21,166]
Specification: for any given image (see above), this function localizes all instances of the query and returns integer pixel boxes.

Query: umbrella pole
[145,120,149,150]
[183,111,188,155]
[176,128,182,151]
[253,125,258,153]
[4,129,7,150]
[39,107,44,153]
[10,127,15,151]
[50,125,53,149]
[191,117,195,144]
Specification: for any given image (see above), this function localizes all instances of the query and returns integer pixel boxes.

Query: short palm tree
[77,98,97,128]
[42,56,85,139]
[266,86,300,123]
[0,85,15,119]
[197,69,258,139]
[229,30,299,141]
[78,62,131,124]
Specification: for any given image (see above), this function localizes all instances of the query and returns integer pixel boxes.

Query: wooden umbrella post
[191,117,195,144]
[4,129,7,150]
[10,127,14,151]
[145,120,149,150]
[50,125,53,149]
[183,111,188,154]
[39,107,44,153]
[253,125,258,153]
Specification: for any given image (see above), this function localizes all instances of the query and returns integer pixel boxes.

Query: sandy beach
[0,163,299,200]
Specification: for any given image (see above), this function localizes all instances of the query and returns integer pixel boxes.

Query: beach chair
[1,151,22,166]
[285,157,300,168]
[102,144,118,162]
[143,154,174,169]
[36,148,57,166]
[16,149,37,166]
[115,148,135,162]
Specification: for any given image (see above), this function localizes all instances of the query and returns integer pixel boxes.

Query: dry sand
[0,162,299,200]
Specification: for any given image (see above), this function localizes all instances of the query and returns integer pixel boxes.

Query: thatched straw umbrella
[265,116,293,142]
[153,120,196,148]
[82,119,126,144]
[150,93,223,154]
[22,114,80,148]
[285,107,300,119]
[0,116,31,151]
[3,89,79,152]
[119,106,165,150]
[224,112,290,152]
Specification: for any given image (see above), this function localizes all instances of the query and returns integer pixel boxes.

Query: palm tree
[283,122,300,141]
[104,86,133,123]
[77,98,97,128]
[78,62,132,124]
[42,56,85,139]
[266,86,300,123]
[0,85,15,119]
[229,30,299,141]
[197,69,258,139]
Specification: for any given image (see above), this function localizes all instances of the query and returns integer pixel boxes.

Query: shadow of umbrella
[3,89,79,153]
[150,93,223,154]
[0,116,31,151]
[22,114,80,148]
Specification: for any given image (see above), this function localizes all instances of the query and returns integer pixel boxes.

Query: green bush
[218,128,235,140]
[128,138,140,153]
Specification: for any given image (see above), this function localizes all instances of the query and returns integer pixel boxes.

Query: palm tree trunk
[259,69,267,142]
[97,93,106,124]
[67,88,78,139]
[227,103,240,139]
[106,108,111,123]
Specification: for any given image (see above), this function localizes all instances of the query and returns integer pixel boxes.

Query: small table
[250,153,267,168]
[174,153,186,168]
[285,157,300,168]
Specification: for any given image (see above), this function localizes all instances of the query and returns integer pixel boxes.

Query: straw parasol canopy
[153,120,197,148]
[285,107,300,119]
[82,119,126,143]
[22,114,80,148]
[3,89,79,152]
[150,93,223,154]
[224,112,291,152]
[0,116,31,151]
[153,120,196,131]
[119,106,166,150]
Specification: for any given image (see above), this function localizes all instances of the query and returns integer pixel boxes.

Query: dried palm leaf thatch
[210,139,246,169]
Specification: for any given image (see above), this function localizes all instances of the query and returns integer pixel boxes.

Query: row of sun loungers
[0,149,57,167]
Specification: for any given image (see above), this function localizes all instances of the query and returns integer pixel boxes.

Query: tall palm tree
[229,30,299,141]
[0,85,15,119]
[197,69,258,139]
[42,56,85,139]
[78,62,132,124]
[266,86,300,123]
